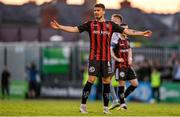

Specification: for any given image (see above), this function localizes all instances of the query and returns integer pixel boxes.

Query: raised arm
[50,20,79,33]
[124,28,152,37]
[111,22,152,37]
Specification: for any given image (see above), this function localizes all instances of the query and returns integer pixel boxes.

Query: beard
[95,15,103,21]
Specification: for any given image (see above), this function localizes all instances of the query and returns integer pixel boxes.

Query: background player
[111,23,139,110]
[109,14,124,110]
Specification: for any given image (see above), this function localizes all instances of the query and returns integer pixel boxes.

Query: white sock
[81,104,86,107]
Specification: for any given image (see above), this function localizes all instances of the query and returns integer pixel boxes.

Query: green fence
[0,80,28,99]
[160,82,180,102]
[42,47,70,74]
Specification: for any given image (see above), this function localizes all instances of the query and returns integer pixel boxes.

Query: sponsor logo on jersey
[93,30,110,35]
[120,49,129,52]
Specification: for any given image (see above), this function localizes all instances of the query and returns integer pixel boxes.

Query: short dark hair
[94,3,105,10]
[112,14,123,22]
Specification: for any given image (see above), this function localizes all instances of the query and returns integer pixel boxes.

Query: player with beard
[50,3,152,114]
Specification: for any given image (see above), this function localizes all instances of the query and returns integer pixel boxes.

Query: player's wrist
[141,31,146,36]
[58,25,61,30]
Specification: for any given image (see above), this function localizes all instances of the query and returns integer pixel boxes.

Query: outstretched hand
[50,20,60,29]
[143,30,152,37]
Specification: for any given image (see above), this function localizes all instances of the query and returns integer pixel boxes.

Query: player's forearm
[128,49,132,65]
[112,54,119,62]
[110,48,119,61]
[128,57,132,65]
[58,25,79,33]
[124,28,145,36]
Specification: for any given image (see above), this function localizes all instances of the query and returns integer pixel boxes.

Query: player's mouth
[95,15,102,20]
[94,14,99,17]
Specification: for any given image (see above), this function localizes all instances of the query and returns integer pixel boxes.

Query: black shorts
[88,60,113,78]
[115,66,137,81]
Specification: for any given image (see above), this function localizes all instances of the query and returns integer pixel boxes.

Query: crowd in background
[134,52,180,82]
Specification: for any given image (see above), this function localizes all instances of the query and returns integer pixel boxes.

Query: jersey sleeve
[111,21,125,33]
[77,21,90,33]
[111,33,119,48]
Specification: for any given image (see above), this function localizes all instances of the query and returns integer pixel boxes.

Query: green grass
[0,99,180,116]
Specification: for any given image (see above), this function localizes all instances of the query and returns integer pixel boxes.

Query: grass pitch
[0,99,180,116]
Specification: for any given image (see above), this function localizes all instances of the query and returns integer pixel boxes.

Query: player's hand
[143,30,152,37]
[117,58,124,62]
[50,20,61,29]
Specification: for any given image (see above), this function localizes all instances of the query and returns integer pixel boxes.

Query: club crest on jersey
[120,71,125,77]
[89,66,95,73]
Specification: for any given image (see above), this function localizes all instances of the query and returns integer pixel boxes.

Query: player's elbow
[72,27,79,33]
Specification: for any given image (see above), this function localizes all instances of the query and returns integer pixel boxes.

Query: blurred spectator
[154,59,162,70]
[169,52,178,65]
[150,67,161,103]
[1,66,11,99]
[172,59,180,81]
[161,57,173,81]
[26,62,41,98]
[136,60,151,81]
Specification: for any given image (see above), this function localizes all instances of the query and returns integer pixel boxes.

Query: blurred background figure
[26,62,41,99]
[150,67,161,103]
[1,66,11,99]
[172,59,180,81]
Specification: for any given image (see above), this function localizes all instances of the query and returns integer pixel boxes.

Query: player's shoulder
[87,20,93,23]
[107,21,120,28]
[111,33,120,43]
[112,32,120,37]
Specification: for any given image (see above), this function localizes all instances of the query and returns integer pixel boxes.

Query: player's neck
[96,17,105,22]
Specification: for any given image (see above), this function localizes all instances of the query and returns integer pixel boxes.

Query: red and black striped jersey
[114,38,131,68]
[78,20,124,61]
